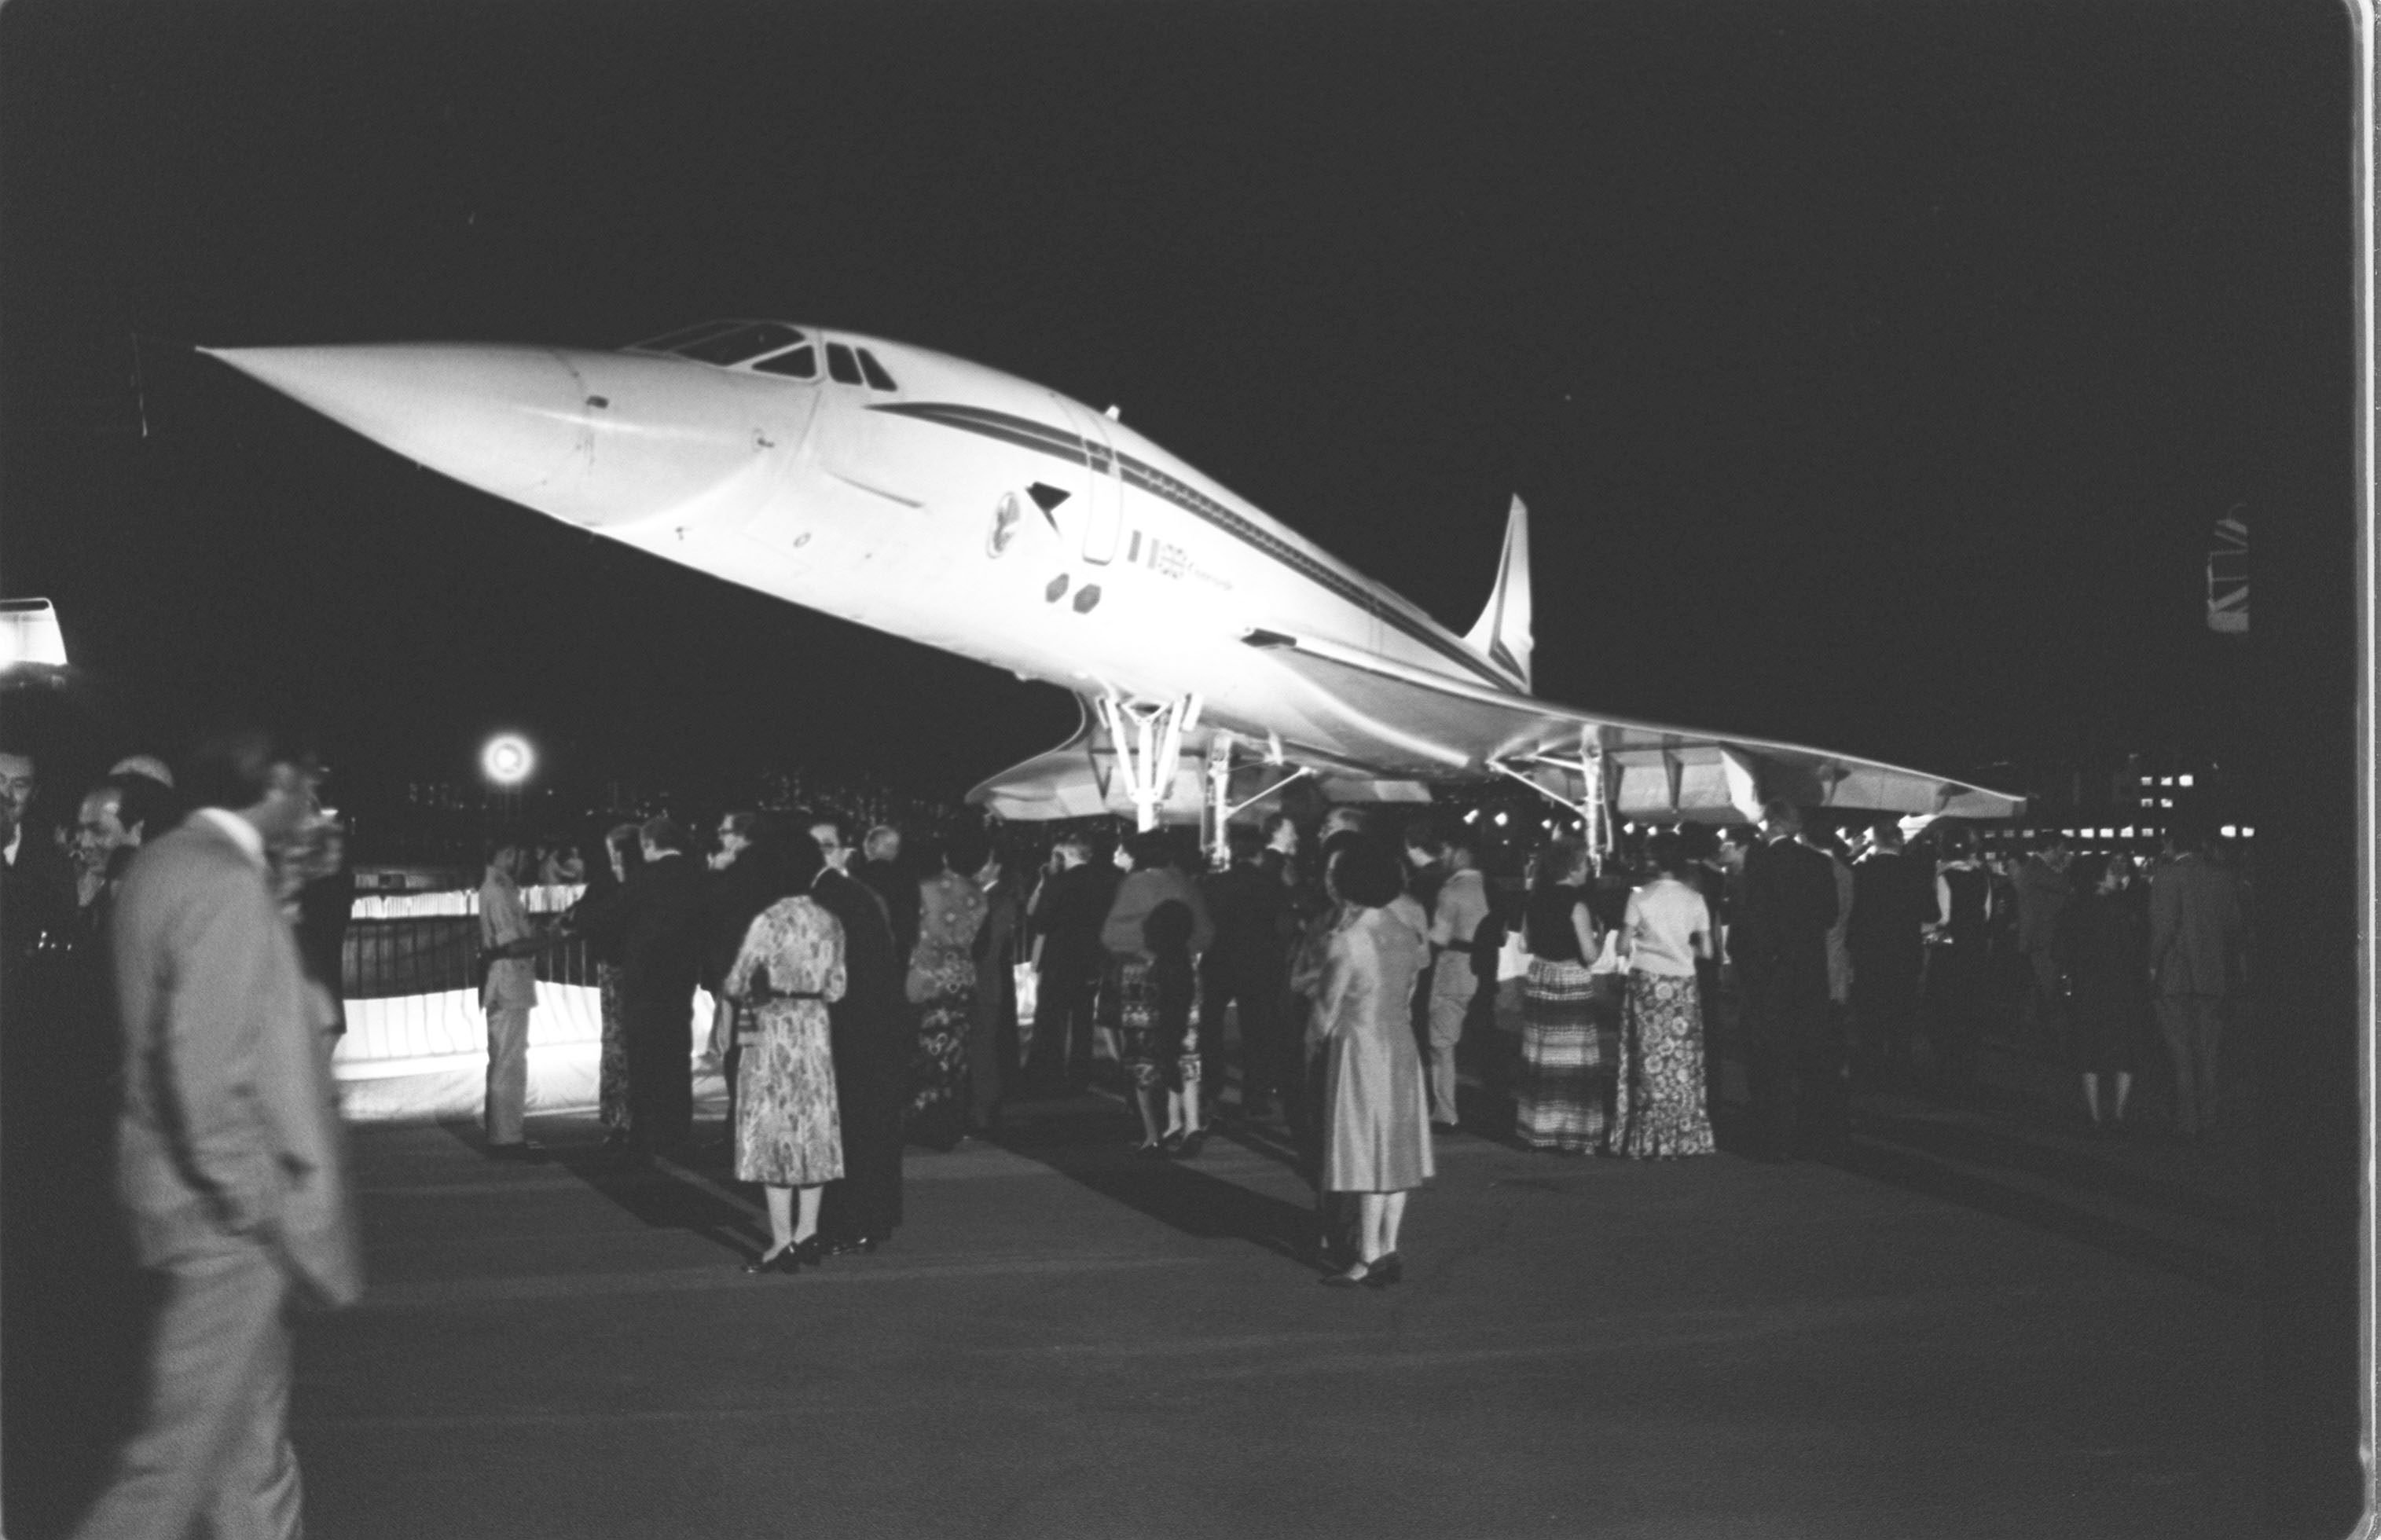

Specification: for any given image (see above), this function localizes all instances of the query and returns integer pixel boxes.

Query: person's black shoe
[742,1242,798,1276]
[1362,1252,1404,1289]
[792,1235,826,1268]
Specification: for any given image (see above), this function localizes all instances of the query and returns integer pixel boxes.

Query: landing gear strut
[1095,693,1313,863]
[1201,731,1313,869]
[1491,727,1616,872]
[1095,692,1202,834]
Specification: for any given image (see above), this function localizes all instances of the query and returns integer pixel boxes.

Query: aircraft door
[1059,398,1124,564]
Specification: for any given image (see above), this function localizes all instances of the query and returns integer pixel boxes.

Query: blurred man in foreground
[72,722,361,1540]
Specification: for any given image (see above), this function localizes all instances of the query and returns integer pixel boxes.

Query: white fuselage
[581,328,1518,772]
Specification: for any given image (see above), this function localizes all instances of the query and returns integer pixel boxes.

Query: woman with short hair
[1313,839,1433,1287]
[2056,852,2149,1133]
[723,836,846,1273]
[1100,830,1215,1153]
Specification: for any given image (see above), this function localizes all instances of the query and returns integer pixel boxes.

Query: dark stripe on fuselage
[871,400,1518,692]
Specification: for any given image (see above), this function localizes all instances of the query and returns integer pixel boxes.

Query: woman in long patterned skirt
[1613,834,1716,1157]
[573,823,642,1146]
[724,838,847,1273]
[906,834,988,1151]
[1514,838,1608,1153]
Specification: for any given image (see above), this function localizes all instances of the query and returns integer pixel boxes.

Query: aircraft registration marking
[871,400,1515,691]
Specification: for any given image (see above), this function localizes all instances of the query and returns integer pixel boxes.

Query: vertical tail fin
[1462,495,1534,691]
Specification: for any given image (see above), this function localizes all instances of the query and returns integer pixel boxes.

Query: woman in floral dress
[723,838,847,1271]
[1613,833,1716,1157]
[906,834,989,1150]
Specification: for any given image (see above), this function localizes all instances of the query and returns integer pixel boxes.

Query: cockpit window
[753,345,817,380]
[826,343,863,386]
[675,322,804,366]
[857,349,898,391]
[626,320,741,353]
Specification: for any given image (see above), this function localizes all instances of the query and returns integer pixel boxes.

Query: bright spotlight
[482,734,535,786]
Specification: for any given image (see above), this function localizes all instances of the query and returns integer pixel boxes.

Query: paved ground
[6,1017,2262,1540]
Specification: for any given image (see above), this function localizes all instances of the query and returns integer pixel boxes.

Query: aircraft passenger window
[754,346,818,379]
[676,322,802,365]
[826,343,863,385]
[627,320,739,352]
[857,350,898,391]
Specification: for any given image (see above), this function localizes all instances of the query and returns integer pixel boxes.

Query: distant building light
[2141,776,2155,786]
[2221,825,2236,838]
[2098,828,2114,838]
[2160,777,2174,787]
[2159,798,2173,808]
[2120,827,2134,838]
[1495,812,1509,827]
[2177,774,2194,788]
[1465,809,1480,823]
[2243,826,2254,838]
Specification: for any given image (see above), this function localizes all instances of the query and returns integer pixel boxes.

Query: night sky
[0,0,2355,808]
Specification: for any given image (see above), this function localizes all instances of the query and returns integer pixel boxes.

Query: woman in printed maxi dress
[907,838,988,1150]
[724,838,848,1272]
[1614,833,1716,1158]
[1514,838,1606,1153]
[569,823,643,1146]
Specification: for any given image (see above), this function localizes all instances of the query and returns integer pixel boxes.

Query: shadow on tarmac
[424,1116,769,1256]
[992,1091,1321,1268]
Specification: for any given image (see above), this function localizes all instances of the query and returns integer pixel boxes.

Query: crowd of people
[0,710,2257,1534]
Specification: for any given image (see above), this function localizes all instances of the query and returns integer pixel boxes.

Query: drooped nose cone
[201,343,781,527]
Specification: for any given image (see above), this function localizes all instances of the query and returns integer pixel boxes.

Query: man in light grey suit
[73,724,362,1540]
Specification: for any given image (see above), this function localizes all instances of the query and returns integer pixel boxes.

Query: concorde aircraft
[204,320,2022,849]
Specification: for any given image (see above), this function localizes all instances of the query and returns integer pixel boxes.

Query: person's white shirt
[193,807,267,869]
[1622,876,1708,977]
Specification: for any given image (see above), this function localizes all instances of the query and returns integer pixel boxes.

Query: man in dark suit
[578,815,709,1155]
[855,823,920,970]
[1201,823,1293,1122]
[963,830,1027,1138]
[1734,799,1841,1160]
[73,724,361,1540]
[1023,832,1121,1091]
[701,809,786,1147]
[1850,823,1934,1089]
[808,811,907,1252]
[2148,820,2246,1137]
[0,745,78,955]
